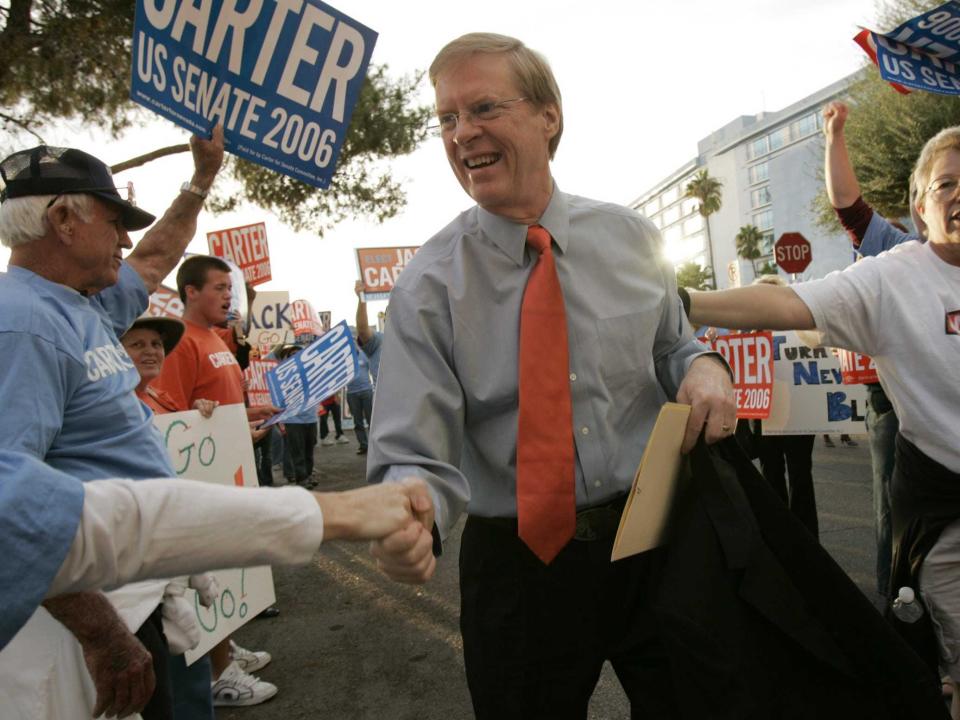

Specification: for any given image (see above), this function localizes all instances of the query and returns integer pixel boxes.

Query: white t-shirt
[793,241,960,473]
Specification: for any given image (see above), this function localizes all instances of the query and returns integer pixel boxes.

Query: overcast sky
[2,0,886,323]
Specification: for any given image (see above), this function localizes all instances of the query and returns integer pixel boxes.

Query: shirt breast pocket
[596,310,658,392]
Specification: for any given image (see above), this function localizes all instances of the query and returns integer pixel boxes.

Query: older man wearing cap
[0,128,223,719]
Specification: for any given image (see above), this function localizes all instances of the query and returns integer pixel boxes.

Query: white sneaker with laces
[321,437,335,446]
[230,639,271,673]
[211,660,278,707]
[336,435,350,444]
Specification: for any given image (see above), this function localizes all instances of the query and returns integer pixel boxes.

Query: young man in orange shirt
[154,255,279,707]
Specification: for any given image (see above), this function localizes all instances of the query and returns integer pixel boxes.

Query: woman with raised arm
[688,125,960,716]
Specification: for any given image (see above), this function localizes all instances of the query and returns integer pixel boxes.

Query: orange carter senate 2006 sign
[207,222,272,286]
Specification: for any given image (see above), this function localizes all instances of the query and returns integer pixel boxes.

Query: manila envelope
[611,402,691,561]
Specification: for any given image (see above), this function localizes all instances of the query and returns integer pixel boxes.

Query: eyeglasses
[923,175,960,202]
[428,97,528,135]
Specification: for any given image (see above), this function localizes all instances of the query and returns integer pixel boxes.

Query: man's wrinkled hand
[190,124,224,188]
[367,479,437,584]
[676,354,737,454]
[82,626,155,719]
[370,520,437,584]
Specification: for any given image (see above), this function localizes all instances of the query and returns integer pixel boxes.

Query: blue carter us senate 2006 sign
[131,0,378,188]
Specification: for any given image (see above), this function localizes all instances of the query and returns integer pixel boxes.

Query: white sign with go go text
[152,403,276,664]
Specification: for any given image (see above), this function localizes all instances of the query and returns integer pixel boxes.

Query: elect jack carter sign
[131,0,377,188]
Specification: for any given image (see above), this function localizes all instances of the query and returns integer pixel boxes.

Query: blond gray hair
[429,33,564,159]
[912,125,960,206]
[0,194,93,248]
[753,273,786,287]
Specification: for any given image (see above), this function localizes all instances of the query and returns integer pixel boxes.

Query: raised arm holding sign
[131,0,377,187]
[855,1,960,96]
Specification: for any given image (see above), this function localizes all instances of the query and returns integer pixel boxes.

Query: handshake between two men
[318,479,434,545]
[34,472,439,604]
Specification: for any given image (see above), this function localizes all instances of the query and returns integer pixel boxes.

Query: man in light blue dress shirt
[366,33,735,717]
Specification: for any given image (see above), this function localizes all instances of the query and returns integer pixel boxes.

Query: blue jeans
[168,654,214,719]
[253,432,273,486]
[270,425,283,467]
[347,389,373,449]
[865,386,898,597]
[319,399,344,439]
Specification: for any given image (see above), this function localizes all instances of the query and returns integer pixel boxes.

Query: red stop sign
[774,232,812,274]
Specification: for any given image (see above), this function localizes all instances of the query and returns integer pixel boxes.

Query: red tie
[517,224,576,564]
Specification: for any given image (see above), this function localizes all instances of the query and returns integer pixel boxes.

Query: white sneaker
[321,437,335,446]
[230,639,271,673]
[211,660,278,707]
[336,435,350,444]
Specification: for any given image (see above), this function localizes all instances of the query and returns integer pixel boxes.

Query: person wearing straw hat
[121,314,217,419]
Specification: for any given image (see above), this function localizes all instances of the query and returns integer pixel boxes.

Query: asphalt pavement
[217,433,878,720]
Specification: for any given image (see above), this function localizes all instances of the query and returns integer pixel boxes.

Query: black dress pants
[254,431,273,486]
[319,400,343,438]
[459,512,679,720]
[284,422,317,482]
[757,434,818,538]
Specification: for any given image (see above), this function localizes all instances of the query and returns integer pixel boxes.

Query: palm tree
[755,260,780,277]
[735,224,765,279]
[675,261,713,291]
[684,169,723,287]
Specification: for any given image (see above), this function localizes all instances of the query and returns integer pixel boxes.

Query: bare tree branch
[111,144,189,173]
[0,109,45,142]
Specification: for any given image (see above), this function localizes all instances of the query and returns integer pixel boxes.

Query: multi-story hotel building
[630,72,867,287]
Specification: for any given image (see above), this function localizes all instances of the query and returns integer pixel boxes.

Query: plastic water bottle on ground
[891,586,924,624]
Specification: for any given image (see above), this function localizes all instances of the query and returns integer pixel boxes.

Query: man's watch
[180,181,209,199]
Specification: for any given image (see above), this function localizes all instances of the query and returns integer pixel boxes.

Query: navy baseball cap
[0,146,156,230]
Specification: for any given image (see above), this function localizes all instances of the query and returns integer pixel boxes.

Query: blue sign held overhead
[860,1,960,95]
[265,320,357,425]
[131,0,377,188]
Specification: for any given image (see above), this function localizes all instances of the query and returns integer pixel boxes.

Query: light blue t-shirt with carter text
[0,263,174,480]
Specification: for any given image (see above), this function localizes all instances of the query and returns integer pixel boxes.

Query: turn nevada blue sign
[131,0,377,188]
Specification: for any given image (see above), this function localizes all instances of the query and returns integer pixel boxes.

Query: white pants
[0,607,142,720]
